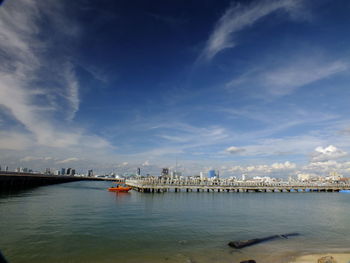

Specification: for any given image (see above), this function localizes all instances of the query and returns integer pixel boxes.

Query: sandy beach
[290,253,350,263]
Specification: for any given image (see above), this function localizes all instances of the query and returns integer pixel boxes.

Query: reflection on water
[1,181,350,263]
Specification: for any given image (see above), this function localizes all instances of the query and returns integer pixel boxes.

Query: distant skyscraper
[66,168,72,175]
[61,168,66,175]
[208,170,216,178]
[200,172,207,180]
[71,169,76,176]
[5,166,8,172]
[161,168,169,176]
[88,169,93,177]
[137,168,141,176]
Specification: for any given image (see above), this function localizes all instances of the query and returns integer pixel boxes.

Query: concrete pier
[0,172,107,192]
[125,179,350,193]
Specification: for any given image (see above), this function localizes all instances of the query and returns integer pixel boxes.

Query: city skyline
[1,0,350,177]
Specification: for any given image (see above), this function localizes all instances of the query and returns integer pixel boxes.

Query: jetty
[0,172,115,192]
[125,179,350,193]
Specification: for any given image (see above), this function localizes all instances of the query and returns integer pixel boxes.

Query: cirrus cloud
[199,0,304,61]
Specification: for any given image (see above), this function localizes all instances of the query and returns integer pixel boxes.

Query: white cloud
[142,160,150,166]
[200,0,303,61]
[271,161,296,169]
[311,145,347,162]
[229,161,296,174]
[226,146,245,154]
[56,157,80,164]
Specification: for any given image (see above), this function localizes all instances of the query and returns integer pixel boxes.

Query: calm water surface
[1,181,350,263]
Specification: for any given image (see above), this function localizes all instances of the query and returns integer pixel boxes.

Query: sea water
[1,181,350,263]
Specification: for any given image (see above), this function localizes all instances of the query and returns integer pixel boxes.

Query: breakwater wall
[0,172,103,193]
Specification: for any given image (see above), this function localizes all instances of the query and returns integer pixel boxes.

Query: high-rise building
[137,168,141,176]
[88,170,93,177]
[66,168,72,175]
[208,170,216,178]
[200,172,207,180]
[61,168,66,175]
[161,168,169,177]
[5,166,8,172]
[71,169,76,176]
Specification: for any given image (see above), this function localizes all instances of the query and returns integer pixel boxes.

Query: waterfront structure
[125,178,350,193]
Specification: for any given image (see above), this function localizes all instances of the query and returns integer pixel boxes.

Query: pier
[125,179,350,193]
[0,172,115,192]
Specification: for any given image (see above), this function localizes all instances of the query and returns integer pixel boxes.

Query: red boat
[108,184,132,192]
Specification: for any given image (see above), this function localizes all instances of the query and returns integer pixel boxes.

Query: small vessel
[108,184,132,192]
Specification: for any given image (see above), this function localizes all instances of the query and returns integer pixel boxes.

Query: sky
[1,0,350,177]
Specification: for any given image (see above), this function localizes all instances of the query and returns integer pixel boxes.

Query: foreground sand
[290,253,350,263]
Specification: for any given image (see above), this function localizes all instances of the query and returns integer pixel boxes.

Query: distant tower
[200,172,207,180]
[137,167,141,176]
[66,168,72,175]
[161,168,169,177]
[61,168,66,175]
[208,170,215,178]
[88,169,93,177]
[5,166,8,172]
[71,169,76,176]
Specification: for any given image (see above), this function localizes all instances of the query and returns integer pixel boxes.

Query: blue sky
[1,0,350,177]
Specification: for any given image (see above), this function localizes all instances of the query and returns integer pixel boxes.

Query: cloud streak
[263,60,347,96]
[0,0,81,146]
[200,0,303,61]
[226,54,348,97]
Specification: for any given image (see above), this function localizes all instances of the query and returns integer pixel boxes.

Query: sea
[1,181,350,263]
